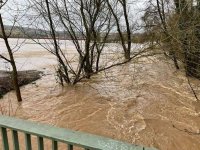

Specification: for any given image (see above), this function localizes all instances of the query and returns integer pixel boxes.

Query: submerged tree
[27,0,116,84]
[52,0,114,82]
[143,0,200,79]
[173,0,200,78]
[23,0,146,85]
[106,0,132,60]
[0,0,22,102]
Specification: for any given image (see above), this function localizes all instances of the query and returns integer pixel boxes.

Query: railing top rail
[0,115,157,150]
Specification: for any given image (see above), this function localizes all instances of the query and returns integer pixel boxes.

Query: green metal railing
[0,116,157,150]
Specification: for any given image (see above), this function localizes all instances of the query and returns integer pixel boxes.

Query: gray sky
[1,0,147,28]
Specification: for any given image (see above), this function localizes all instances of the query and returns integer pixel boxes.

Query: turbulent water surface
[1,39,200,150]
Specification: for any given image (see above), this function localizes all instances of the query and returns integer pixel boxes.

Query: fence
[0,115,157,150]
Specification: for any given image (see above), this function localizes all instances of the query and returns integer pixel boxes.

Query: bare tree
[53,0,114,82]
[23,0,147,85]
[156,0,180,69]
[27,0,115,84]
[45,0,71,84]
[106,0,132,60]
[143,0,200,78]
[0,0,22,102]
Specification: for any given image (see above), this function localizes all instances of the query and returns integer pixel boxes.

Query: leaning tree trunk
[0,14,22,102]
[45,0,70,84]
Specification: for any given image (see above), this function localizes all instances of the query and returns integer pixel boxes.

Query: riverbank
[0,70,42,98]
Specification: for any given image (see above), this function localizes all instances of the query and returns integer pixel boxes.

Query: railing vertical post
[1,127,9,150]
[38,136,44,150]
[12,130,20,150]
[25,133,32,150]
[52,140,58,150]
[68,144,73,150]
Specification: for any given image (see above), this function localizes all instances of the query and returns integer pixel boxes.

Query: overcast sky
[1,0,147,28]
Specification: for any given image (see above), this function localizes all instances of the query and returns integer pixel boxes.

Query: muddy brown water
[1,39,200,150]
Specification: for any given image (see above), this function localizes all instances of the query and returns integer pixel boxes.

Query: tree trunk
[106,0,129,59]
[45,0,70,84]
[0,14,22,102]
[122,1,131,60]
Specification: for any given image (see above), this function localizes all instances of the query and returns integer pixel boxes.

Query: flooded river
[1,39,200,150]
